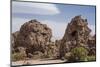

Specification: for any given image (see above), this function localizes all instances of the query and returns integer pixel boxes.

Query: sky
[12,1,96,40]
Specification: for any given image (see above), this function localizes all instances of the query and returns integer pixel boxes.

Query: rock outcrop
[87,34,96,55]
[59,15,91,58]
[11,31,19,53]
[12,15,96,61]
[12,19,52,57]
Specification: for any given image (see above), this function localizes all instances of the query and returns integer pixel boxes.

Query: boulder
[13,19,52,57]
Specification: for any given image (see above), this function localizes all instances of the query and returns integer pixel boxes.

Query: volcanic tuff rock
[59,15,92,58]
[12,19,52,57]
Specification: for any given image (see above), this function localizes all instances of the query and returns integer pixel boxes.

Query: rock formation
[11,31,19,53]
[12,19,52,58]
[12,15,96,61]
[87,34,96,55]
[59,15,91,58]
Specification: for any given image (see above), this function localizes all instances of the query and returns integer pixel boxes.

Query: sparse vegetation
[87,56,96,61]
[12,52,26,61]
[68,47,88,62]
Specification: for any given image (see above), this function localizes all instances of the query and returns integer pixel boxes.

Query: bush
[12,52,26,61]
[68,47,88,62]
[87,56,96,61]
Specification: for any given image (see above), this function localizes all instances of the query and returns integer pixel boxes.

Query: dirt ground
[12,59,66,66]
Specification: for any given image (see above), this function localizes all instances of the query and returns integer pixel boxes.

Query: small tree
[69,46,88,62]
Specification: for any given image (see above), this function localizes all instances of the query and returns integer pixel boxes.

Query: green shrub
[87,56,96,61]
[69,47,88,62]
[12,52,26,61]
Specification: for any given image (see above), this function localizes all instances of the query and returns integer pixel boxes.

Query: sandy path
[12,59,66,66]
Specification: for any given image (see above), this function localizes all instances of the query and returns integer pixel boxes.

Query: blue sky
[12,1,96,40]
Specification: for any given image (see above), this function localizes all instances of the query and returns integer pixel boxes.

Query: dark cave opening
[71,31,77,37]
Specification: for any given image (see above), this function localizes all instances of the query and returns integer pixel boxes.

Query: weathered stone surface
[12,19,52,57]
[59,15,91,58]
[11,31,20,53]
[44,41,59,59]
[87,34,96,55]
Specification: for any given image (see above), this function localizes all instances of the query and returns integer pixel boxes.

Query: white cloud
[88,24,95,35]
[12,1,60,15]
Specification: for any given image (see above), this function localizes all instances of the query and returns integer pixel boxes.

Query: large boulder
[13,19,52,57]
[59,15,91,58]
